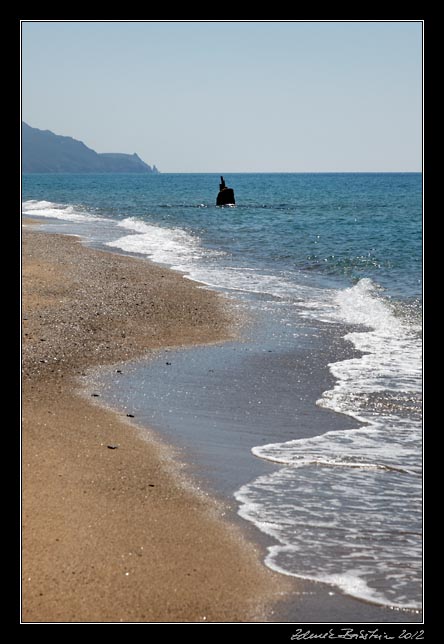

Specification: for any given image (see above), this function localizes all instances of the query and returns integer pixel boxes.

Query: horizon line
[22,170,422,175]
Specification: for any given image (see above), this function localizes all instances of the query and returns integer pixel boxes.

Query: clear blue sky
[21,21,422,172]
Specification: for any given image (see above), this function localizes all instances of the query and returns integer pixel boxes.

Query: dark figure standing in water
[216,175,235,206]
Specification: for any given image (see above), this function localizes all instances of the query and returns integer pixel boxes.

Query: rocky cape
[22,122,159,174]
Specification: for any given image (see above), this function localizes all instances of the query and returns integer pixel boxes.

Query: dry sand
[21,227,291,623]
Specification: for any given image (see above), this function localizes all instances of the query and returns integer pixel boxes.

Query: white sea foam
[236,278,422,610]
[185,265,327,301]
[315,280,422,447]
[106,218,335,307]
[22,199,103,223]
[263,556,421,612]
[106,217,218,267]
[253,417,421,475]
[331,278,421,388]
[235,459,422,610]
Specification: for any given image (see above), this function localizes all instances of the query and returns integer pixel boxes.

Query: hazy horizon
[21,21,422,173]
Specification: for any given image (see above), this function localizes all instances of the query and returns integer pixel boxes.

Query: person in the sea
[219,176,226,191]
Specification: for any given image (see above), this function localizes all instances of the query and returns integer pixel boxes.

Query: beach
[21,225,290,623]
[21,189,423,624]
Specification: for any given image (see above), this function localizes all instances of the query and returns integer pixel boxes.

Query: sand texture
[22,228,289,623]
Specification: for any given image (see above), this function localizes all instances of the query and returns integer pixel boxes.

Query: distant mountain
[22,122,159,173]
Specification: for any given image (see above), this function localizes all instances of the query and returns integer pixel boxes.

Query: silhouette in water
[216,175,235,206]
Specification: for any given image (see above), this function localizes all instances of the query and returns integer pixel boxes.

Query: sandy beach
[21,226,290,623]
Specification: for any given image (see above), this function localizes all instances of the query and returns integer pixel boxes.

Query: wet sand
[21,226,290,622]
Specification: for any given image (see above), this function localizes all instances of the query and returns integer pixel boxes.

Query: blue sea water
[22,173,423,612]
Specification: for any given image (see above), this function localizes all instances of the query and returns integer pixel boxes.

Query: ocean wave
[105,216,220,267]
[235,458,422,610]
[322,279,422,412]
[252,418,421,475]
[22,199,103,223]
[237,277,422,610]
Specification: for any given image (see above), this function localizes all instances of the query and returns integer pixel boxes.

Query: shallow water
[22,172,422,612]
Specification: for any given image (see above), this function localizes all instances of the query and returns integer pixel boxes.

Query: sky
[21,21,422,173]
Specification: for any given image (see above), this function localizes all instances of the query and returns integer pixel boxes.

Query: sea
[22,173,423,614]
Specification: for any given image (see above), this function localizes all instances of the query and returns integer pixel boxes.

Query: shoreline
[21,226,292,622]
[91,309,423,625]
